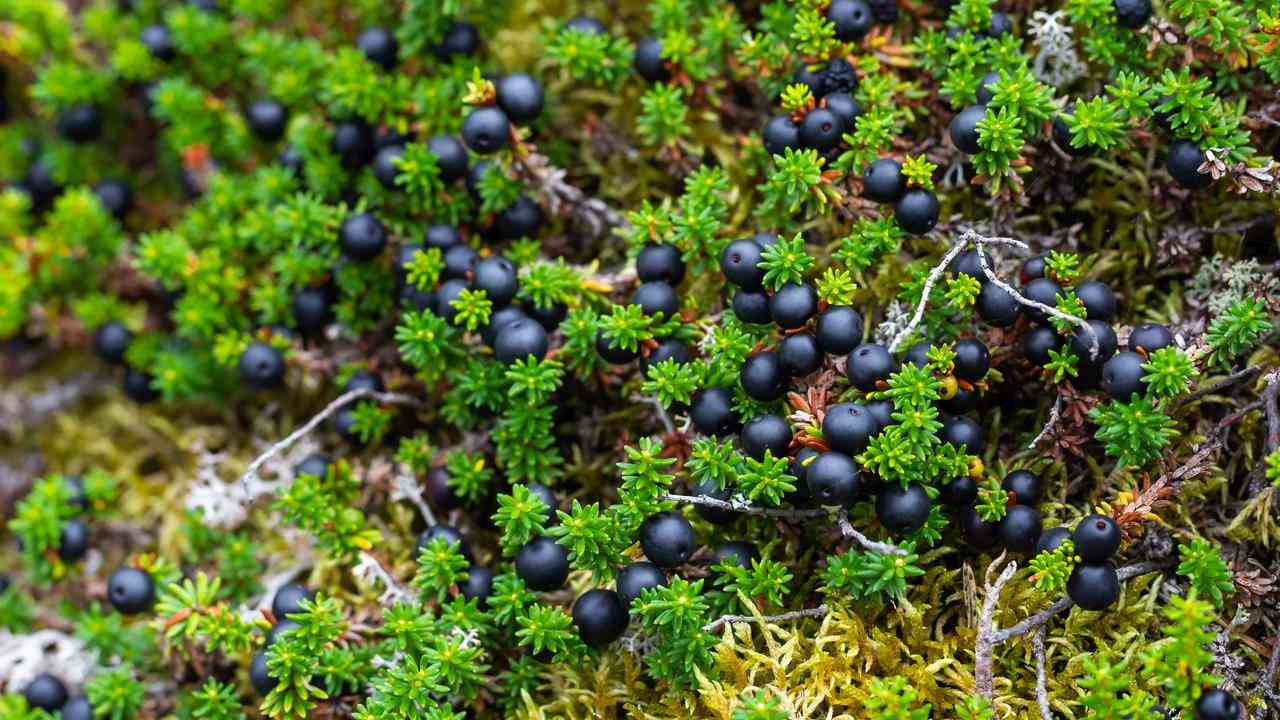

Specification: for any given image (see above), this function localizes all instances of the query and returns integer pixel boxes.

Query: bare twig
[1034,627,1052,720]
[703,604,829,633]
[975,556,1018,701]
[1028,392,1063,449]
[239,388,421,495]
[1262,633,1280,706]
[837,509,909,556]
[662,493,829,520]
[888,240,968,352]
[990,560,1170,643]
[1175,364,1263,409]
[651,398,675,435]
[1262,372,1280,454]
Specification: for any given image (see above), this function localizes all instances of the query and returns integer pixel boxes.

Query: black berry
[800,107,842,151]
[876,483,931,534]
[615,561,667,606]
[108,566,156,614]
[942,476,978,506]
[961,506,999,549]
[123,368,160,403]
[94,321,133,364]
[824,92,862,133]
[271,583,313,620]
[763,115,802,157]
[1023,325,1061,365]
[496,195,544,239]
[779,332,821,376]
[816,306,864,355]
[740,351,787,401]
[1167,139,1211,189]
[998,505,1043,554]
[23,674,68,712]
[711,541,760,572]
[631,281,680,318]
[690,388,738,436]
[372,144,403,188]
[1001,469,1042,506]
[246,99,288,141]
[863,157,906,204]
[462,106,511,154]
[976,71,1000,105]
[1129,323,1174,353]
[473,256,519,307]
[566,16,607,34]
[692,479,735,524]
[1069,319,1119,364]
[1113,0,1153,28]
[1020,254,1046,283]
[939,414,985,454]
[642,338,692,373]
[821,58,858,95]
[461,565,495,606]
[238,342,285,390]
[1195,689,1240,720]
[740,414,791,460]
[1073,514,1121,562]
[952,338,990,381]
[494,318,549,364]
[805,451,860,504]
[339,212,387,261]
[61,695,93,720]
[1101,351,1147,400]
[976,282,1021,327]
[141,24,176,60]
[1073,280,1116,321]
[986,11,1013,36]
[516,537,570,591]
[828,0,873,41]
[331,119,375,168]
[636,243,685,285]
[952,249,991,281]
[58,103,103,143]
[1022,277,1063,323]
[894,188,939,235]
[769,282,818,329]
[93,179,133,219]
[356,27,398,69]
[1036,526,1072,555]
[573,589,630,647]
[720,239,765,290]
[435,20,480,59]
[733,290,772,324]
[949,104,985,154]
[633,37,670,82]
[1067,562,1120,610]
[822,402,880,455]
[426,134,469,182]
[294,453,331,478]
[58,519,89,562]
[496,73,545,124]
[597,331,638,365]
[848,343,897,391]
[639,512,696,568]
[292,287,332,335]
[250,651,276,695]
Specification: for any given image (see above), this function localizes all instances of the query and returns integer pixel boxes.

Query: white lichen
[0,630,96,694]
[1027,11,1086,87]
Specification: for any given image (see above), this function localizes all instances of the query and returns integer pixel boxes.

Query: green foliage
[822,545,923,601]
[975,478,1008,522]
[1029,539,1077,593]
[1204,297,1273,367]
[1090,397,1177,468]
[85,667,146,720]
[863,675,931,719]
[153,572,257,658]
[1141,347,1197,399]
[276,461,381,563]
[1176,538,1234,609]
[1141,593,1219,713]
[758,232,815,290]
[176,679,247,720]
[633,577,716,687]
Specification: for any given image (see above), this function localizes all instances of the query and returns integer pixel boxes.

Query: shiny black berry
[816,306,864,355]
[1074,280,1117,321]
[435,20,480,59]
[141,24,176,60]
[636,243,685,285]
[961,506,999,549]
[848,343,898,391]
[462,106,511,154]
[1167,139,1211,189]
[642,338,691,373]
[58,519,89,562]
[61,695,93,720]
[895,188,939,235]
[294,453,330,479]
[640,511,696,568]
[246,99,288,142]
[473,256,520,307]
[1129,323,1174,353]
[763,115,802,157]
[292,287,332,335]
[1022,277,1063,323]
[1113,0,1153,28]
[740,351,787,402]
[690,388,738,436]
[94,321,133,364]
[633,37,670,82]
[976,282,1021,327]
[1069,319,1118,364]
[496,195,544,239]
[941,386,979,414]
[800,107,843,151]
[692,479,735,524]
[332,119,375,168]
[939,414,985,454]
[1195,689,1240,720]
[1073,514,1121,562]
[1101,351,1146,400]
[1067,562,1120,610]
[631,281,680,318]
[238,342,285,390]
[806,451,860,504]
[770,282,818,329]
[740,414,791,460]
[24,673,68,712]
[1035,526,1072,555]
[616,561,668,605]
[516,537,571,590]
[821,58,858,95]
[416,524,473,562]
[372,145,403,188]
[1002,469,1042,506]
[573,589,629,647]
[952,249,991,281]
[123,368,160,403]
[876,483,931,534]
[863,157,906,204]
[461,565,495,606]
[986,11,1013,36]
[824,92,862,133]
[93,179,133,219]
[721,238,765,290]
[494,318,549,364]
[828,0,873,41]
[942,476,978,507]
[269,583,312,619]
[426,134,468,182]
[952,338,990,381]
[496,73,545,124]
[998,505,1043,554]
[597,331,637,365]
[1020,254,1046,283]
[711,541,760,573]
[949,104,985,154]
[108,566,156,614]
[339,212,387,261]
[250,651,276,695]
[822,402,880,455]
[58,103,103,143]
[1023,326,1061,365]
[779,333,821,376]
[356,27,398,69]
[732,290,772,324]
[976,71,1000,105]
[566,15,607,34]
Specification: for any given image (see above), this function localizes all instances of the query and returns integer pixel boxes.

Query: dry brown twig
[703,604,829,633]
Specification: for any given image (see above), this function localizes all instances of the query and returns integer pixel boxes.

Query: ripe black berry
[61,695,93,720]
[876,483,931,534]
[269,583,312,620]
[939,414,985,454]
[58,519,89,562]
[1001,469,1042,506]
[952,249,991,281]
[416,524,473,562]
[903,341,931,368]
[763,115,802,157]
[566,15,607,34]
[250,651,276,695]
[805,451,860,504]
[332,119,375,168]
[636,243,686,285]
[238,342,285,390]
[442,244,478,280]
[692,479,735,524]
[496,73,545,124]
[800,107,843,151]
[573,589,630,647]
[433,278,468,324]
[1113,0,1153,28]
[267,619,300,645]
[461,565,495,606]
[1022,277,1063,323]
[435,20,480,59]
[720,239,766,290]
[961,506,999,549]
[1101,351,1146,400]
[770,282,818,329]
[496,195,544,239]
[473,256,519,307]
[1129,323,1174,353]
[1020,254,1046,283]
[93,179,133,219]
[24,673,68,712]
[526,483,559,521]
[616,561,668,605]
[740,351,787,402]
[987,11,1013,36]
[821,58,858,95]
[779,332,821,376]
[941,386,979,414]
[372,145,403,188]
[863,157,906,204]
[246,99,288,142]
[828,0,873,41]
[639,511,696,568]
[427,135,469,182]
[976,71,1000,105]
[998,505,1043,554]
[949,104,985,154]
[597,331,638,365]
[514,532,570,589]
[94,321,133,364]
[462,106,511,155]
[141,24,176,60]
[484,305,529,346]
[1069,319,1119,364]
[292,287,332,335]
[524,299,568,330]
[339,212,387,261]
[631,281,680,318]
[824,92,862,133]
[356,27,398,69]
[895,188,939,235]
[494,318,549,364]
[976,282,1021,327]
[690,388,738,436]
[1073,280,1116,321]
[633,37,670,82]
[641,338,692,373]
[108,566,156,614]
[740,414,791,460]
[941,476,978,506]
[1167,139,1211,189]
[58,103,103,143]
[848,343,898,391]
[1035,526,1072,555]
[123,368,160,403]
[1067,562,1120,610]
[794,63,825,96]
[816,306,864,355]
[952,338,990,381]
[823,402,880,455]
[294,453,331,479]
[1023,325,1061,365]
[1195,689,1240,720]
[711,541,760,571]
[1073,514,1121,562]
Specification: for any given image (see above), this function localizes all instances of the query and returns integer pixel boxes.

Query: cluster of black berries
[762,58,862,161]
[1059,514,1124,610]
[596,242,688,366]
[249,581,316,695]
[861,156,940,235]
[461,73,545,156]
[90,320,160,404]
[20,673,93,720]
